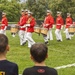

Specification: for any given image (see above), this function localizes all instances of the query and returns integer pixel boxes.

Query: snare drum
[68,25,75,34]
[41,28,48,35]
[11,25,18,33]
[34,27,41,34]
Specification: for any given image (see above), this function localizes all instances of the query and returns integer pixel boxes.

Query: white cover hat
[28,11,33,14]
[2,12,6,15]
[57,11,62,14]
[25,9,28,12]
[67,13,71,16]
[21,9,24,12]
[47,10,51,13]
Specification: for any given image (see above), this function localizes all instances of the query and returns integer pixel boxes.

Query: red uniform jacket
[56,16,64,29]
[18,15,28,31]
[66,17,73,28]
[43,15,54,29]
[1,17,8,30]
[26,16,36,32]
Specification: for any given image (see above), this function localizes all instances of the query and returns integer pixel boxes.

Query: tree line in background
[0,0,75,22]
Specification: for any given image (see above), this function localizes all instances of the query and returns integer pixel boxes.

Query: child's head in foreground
[30,43,48,63]
[0,34,9,54]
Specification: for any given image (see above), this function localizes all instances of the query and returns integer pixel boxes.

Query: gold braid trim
[26,17,33,24]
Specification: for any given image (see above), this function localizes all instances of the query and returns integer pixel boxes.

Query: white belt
[20,25,25,28]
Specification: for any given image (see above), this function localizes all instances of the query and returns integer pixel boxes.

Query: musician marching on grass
[46,10,54,41]
[0,12,8,35]
[65,13,73,40]
[55,11,64,42]
[22,9,29,45]
[17,9,28,46]
[24,11,36,48]
[42,10,54,45]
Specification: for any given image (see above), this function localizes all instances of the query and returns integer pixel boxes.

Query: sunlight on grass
[6,30,75,75]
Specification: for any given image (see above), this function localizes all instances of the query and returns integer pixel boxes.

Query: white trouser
[55,29,62,41]
[65,28,71,39]
[0,29,6,35]
[23,31,27,42]
[26,32,35,48]
[43,34,48,42]
[18,30,26,45]
[47,28,53,40]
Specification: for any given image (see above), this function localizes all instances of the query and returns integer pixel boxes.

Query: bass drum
[11,25,18,33]
[41,28,48,35]
[68,25,75,34]
[34,27,41,34]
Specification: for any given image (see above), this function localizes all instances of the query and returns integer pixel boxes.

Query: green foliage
[24,0,75,20]
[49,0,75,19]
[0,0,21,22]
[0,0,75,21]
[26,0,48,19]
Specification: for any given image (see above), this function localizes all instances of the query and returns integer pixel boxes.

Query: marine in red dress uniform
[46,10,54,41]
[42,10,54,44]
[65,13,73,40]
[0,12,8,35]
[25,11,35,48]
[55,11,64,41]
[18,10,28,45]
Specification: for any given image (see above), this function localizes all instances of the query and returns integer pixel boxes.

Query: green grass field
[6,29,75,75]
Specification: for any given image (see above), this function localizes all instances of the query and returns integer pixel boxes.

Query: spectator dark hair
[0,34,8,53]
[30,43,48,63]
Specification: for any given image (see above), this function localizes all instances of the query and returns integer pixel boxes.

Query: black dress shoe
[66,38,70,40]
[22,42,26,46]
[45,41,49,45]
[57,40,61,42]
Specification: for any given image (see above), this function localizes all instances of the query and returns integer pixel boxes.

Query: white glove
[61,26,63,29]
[21,24,30,28]
[42,23,45,27]
[1,24,5,26]
[46,24,49,26]
[4,26,7,30]
[25,24,30,27]
[0,29,4,33]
